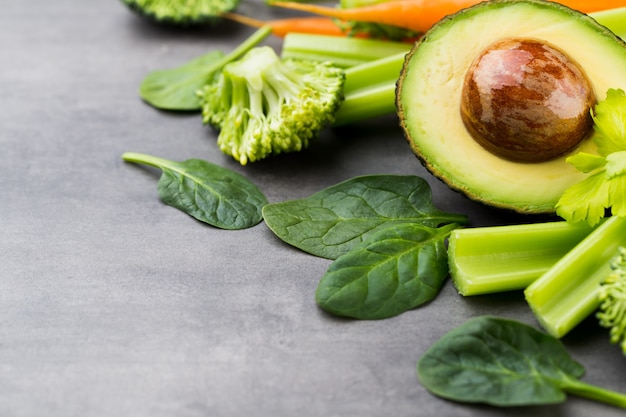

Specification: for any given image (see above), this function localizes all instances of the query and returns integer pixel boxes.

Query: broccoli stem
[525,216,626,338]
[281,33,410,68]
[597,247,626,354]
[448,221,597,296]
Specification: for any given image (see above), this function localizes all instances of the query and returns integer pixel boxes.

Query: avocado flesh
[397,0,626,214]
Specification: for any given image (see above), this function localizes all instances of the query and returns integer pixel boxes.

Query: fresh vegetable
[593,6,626,39]
[221,11,419,41]
[140,26,271,111]
[448,220,597,296]
[525,216,626,338]
[221,12,350,37]
[418,316,626,408]
[197,45,345,165]
[270,0,626,34]
[333,19,420,42]
[269,0,475,34]
[280,33,409,125]
[524,87,626,338]
[334,52,405,125]
[120,0,239,24]
[281,32,410,68]
[396,0,626,214]
[271,7,626,126]
[598,246,626,355]
[556,88,626,226]
[262,175,467,260]
[122,152,267,229]
[316,222,457,319]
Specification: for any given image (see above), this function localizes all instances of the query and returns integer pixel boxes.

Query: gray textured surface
[2,1,626,416]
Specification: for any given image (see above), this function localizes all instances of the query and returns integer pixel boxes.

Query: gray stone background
[2,1,625,416]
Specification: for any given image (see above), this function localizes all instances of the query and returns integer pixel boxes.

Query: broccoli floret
[120,0,239,25]
[197,46,345,165]
[597,246,626,355]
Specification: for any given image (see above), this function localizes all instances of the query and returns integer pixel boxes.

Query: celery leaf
[557,89,626,224]
[566,152,606,173]
[592,88,626,156]
[556,171,608,225]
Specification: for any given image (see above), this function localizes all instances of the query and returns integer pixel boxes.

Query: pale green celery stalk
[590,7,626,40]
[279,33,409,126]
[449,221,597,296]
[280,33,410,68]
[525,216,626,338]
[333,52,406,126]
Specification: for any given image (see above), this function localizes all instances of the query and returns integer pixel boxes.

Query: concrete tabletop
[2,1,625,416]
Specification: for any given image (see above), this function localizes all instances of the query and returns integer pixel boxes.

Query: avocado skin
[396,0,626,214]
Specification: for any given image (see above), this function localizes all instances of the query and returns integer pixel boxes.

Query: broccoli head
[197,46,345,165]
[120,0,239,25]
[597,246,626,355]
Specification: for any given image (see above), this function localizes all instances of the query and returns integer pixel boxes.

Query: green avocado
[396,0,626,214]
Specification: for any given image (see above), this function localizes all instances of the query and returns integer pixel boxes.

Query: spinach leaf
[139,27,271,111]
[315,223,457,319]
[140,50,225,111]
[262,175,467,259]
[418,316,626,408]
[122,152,267,229]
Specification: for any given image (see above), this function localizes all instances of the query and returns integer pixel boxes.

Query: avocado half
[396,0,626,214]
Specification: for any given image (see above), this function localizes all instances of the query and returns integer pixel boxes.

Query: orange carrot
[558,0,626,13]
[269,0,626,34]
[221,12,350,37]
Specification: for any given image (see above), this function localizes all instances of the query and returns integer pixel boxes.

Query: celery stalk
[525,216,626,338]
[590,8,626,40]
[449,221,596,296]
[280,33,410,68]
[279,33,408,125]
[334,52,406,126]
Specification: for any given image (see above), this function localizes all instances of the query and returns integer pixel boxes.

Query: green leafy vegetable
[316,222,456,319]
[198,45,345,165]
[597,246,626,355]
[139,26,271,111]
[262,175,467,259]
[120,0,240,25]
[418,316,626,408]
[122,152,267,229]
[556,88,626,225]
[140,51,225,111]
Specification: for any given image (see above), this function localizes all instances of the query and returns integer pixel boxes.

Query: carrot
[269,0,483,33]
[269,0,626,34]
[221,12,350,38]
[558,0,626,13]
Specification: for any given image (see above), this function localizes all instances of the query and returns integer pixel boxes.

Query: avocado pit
[460,38,596,162]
